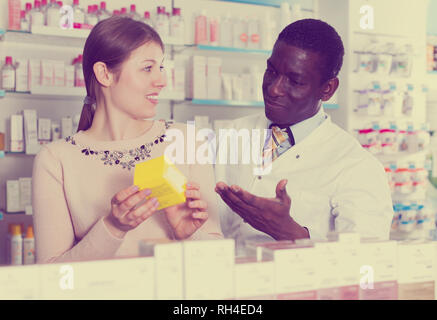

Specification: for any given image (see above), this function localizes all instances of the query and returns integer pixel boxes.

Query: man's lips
[265,99,286,109]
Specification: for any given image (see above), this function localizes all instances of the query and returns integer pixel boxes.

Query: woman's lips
[146,94,159,105]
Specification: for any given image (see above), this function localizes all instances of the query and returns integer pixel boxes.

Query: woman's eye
[144,66,152,72]
[160,66,165,72]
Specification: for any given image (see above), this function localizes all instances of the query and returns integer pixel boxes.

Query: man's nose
[268,75,286,97]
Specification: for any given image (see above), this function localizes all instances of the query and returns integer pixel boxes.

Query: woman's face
[109,41,167,119]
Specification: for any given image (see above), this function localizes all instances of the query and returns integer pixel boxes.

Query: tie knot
[270,123,290,130]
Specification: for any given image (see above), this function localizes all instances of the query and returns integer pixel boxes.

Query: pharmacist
[215,19,394,248]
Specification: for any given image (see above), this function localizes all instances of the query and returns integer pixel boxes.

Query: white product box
[174,57,186,95]
[183,239,235,300]
[0,265,41,299]
[65,65,75,88]
[10,114,24,152]
[241,73,252,101]
[28,59,41,91]
[51,122,61,141]
[154,242,184,299]
[40,257,155,300]
[23,109,40,155]
[206,57,222,100]
[53,61,65,87]
[61,117,73,139]
[359,240,398,300]
[187,56,207,99]
[15,59,29,92]
[19,177,32,213]
[38,118,52,141]
[314,241,342,299]
[41,60,54,87]
[262,242,318,300]
[6,180,20,213]
[234,257,275,299]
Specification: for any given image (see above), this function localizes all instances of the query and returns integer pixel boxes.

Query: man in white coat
[214,19,394,249]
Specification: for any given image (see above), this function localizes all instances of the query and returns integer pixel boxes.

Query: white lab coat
[214,112,394,248]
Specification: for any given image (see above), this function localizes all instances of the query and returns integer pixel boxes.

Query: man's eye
[265,68,276,75]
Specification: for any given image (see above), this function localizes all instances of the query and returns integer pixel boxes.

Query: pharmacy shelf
[195,44,272,55]
[1,88,184,101]
[323,103,340,110]
[217,0,314,11]
[0,28,190,47]
[375,149,430,163]
[190,99,265,107]
[0,90,5,98]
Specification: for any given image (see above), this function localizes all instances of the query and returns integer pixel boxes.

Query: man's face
[263,41,327,125]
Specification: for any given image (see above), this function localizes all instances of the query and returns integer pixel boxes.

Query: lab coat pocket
[291,190,332,240]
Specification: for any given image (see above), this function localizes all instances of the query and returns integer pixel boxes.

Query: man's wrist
[274,217,310,241]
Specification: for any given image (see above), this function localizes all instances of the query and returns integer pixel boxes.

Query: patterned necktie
[262,123,295,166]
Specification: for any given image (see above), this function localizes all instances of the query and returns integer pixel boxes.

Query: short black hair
[277,19,344,83]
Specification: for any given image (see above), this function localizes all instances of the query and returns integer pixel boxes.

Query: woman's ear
[321,77,339,102]
[93,62,113,87]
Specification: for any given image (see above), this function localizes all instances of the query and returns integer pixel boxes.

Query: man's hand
[215,179,309,241]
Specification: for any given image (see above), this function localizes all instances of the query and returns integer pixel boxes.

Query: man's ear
[320,77,339,102]
[93,62,113,87]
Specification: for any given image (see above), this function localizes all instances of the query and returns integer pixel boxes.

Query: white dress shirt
[215,111,394,251]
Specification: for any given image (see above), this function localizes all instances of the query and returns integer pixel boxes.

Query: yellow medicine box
[134,155,187,211]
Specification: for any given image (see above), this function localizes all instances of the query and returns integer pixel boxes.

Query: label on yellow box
[134,155,187,210]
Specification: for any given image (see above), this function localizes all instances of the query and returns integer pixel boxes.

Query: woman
[32,16,223,264]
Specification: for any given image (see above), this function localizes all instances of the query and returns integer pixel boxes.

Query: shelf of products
[195,44,272,55]
[190,99,264,107]
[218,0,314,11]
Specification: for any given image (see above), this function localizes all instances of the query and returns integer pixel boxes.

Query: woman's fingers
[125,197,159,221]
[192,211,208,220]
[188,200,207,210]
[115,189,151,215]
[186,182,200,190]
[185,189,201,200]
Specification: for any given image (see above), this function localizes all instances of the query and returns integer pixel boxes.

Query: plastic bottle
[232,16,248,49]
[85,5,98,27]
[20,10,30,32]
[120,7,127,17]
[209,15,219,46]
[194,10,208,45]
[247,16,260,50]
[23,226,35,265]
[2,56,16,91]
[72,0,85,27]
[155,6,169,38]
[143,11,153,27]
[290,4,303,23]
[129,4,141,21]
[25,2,32,22]
[260,13,275,50]
[98,1,111,21]
[170,8,185,41]
[10,225,23,265]
[30,0,45,28]
[40,0,48,25]
[46,0,61,27]
[6,224,15,265]
[75,54,84,87]
[280,2,291,31]
[219,13,232,47]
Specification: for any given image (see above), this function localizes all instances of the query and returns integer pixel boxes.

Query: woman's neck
[84,103,154,141]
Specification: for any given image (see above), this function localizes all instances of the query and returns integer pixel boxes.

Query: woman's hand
[104,185,160,238]
[164,182,208,240]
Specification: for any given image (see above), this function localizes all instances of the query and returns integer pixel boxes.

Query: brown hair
[77,16,164,132]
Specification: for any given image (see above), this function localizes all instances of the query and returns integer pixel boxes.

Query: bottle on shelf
[155,6,169,39]
[2,56,16,91]
[25,2,32,22]
[143,11,153,27]
[23,226,35,265]
[170,8,185,41]
[75,54,85,87]
[232,16,248,49]
[20,10,30,32]
[85,5,98,28]
[194,10,208,45]
[219,13,232,47]
[98,1,111,21]
[10,225,23,265]
[40,0,48,25]
[46,0,61,28]
[129,4,141,21]
[113,9,120,16]
[120,7,128,17]
[72,0,85,28]
[209,15,219,46]
[30,0,45,28]
[247,16,260,50]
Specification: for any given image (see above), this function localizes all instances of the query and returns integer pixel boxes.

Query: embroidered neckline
[65,120,173,170]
